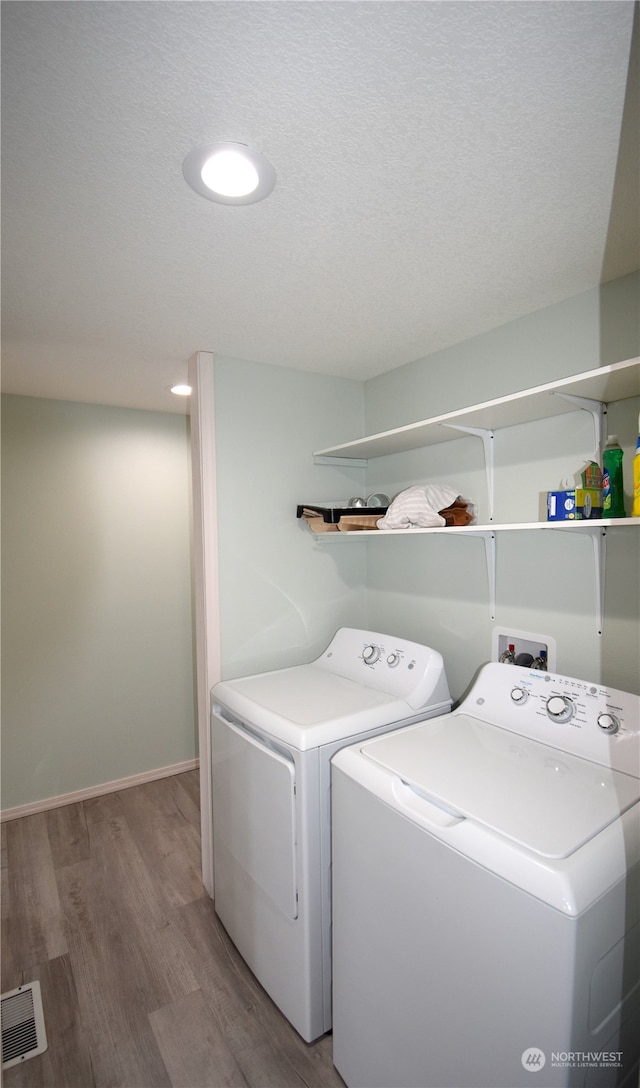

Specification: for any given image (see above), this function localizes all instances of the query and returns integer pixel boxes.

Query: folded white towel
[377,484,460,529]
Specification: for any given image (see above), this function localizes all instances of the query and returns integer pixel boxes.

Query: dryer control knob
[546,695,574,722]
[510,686,528,704]
[387,653,401,668]
[597,712,620,735]
[363,644,381,665]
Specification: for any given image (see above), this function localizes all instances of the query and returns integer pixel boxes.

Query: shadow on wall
[600,2,640,363]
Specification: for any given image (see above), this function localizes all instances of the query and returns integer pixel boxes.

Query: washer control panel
[316,627,452,712]
[468,662,639,776]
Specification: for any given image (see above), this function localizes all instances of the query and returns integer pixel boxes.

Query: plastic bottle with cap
[632,415,640,518]
[602,436,626,519]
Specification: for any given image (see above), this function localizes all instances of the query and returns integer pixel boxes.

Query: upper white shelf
[314,357,640,462]
[311,517,637,539]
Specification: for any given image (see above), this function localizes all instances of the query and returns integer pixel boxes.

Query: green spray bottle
[602,436,626,519]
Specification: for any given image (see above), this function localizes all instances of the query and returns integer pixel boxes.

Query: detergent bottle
[632,415,640,518]
[602,436,626,519]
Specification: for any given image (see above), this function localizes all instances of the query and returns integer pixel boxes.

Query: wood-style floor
[1,771,345,1088]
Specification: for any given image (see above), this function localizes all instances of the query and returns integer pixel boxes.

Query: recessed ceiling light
[170,384,192,396]
[182,142,276,205]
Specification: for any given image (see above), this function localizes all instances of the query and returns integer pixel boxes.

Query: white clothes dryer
[332,661,640,1088]
[210,627,452,1043]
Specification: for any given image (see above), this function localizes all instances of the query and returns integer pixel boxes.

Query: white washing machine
[332,661,640,1088]
[210,627,452,1043]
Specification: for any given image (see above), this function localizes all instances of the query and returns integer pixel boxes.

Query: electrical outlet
[491,628,556,671]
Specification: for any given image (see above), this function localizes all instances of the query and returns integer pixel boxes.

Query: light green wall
[1,395,196,811]
[362,274,640,698]
[363,274,640,433]
[213,356,367,679]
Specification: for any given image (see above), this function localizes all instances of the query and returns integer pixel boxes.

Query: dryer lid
[212,665,418,750]
[361,714,640,859]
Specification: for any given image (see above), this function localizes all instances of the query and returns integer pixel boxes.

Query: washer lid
[212,665,418,750]
[361,714,640,859]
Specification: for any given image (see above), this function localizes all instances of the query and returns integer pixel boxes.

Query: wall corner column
[188,350,220,898]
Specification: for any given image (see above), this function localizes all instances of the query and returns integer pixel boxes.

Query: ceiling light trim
[182,142,276,205]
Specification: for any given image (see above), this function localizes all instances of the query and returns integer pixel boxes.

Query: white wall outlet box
[491,628,557,671]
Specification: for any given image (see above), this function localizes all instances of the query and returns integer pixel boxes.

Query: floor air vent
[1,981,48,1069]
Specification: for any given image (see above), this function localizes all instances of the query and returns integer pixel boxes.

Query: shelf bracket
[551,392,605,464]
[464,530,496,620]
[441,424,495,521]
[554,526,607,635]
[590,528,607,636]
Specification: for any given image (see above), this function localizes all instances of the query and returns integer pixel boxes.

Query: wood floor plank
[115,777,204,910]
[56,840,200,1012]
[175,767,201,816]
[68,934,166,1088]
[2,813,67,991]
[46,802,91,869]
[56,860,179,1088]
[149,989,250,1088]
[80,794,187,931]
[173,897,345,1088]
[51,793,200,1087]
[142,772,201,832]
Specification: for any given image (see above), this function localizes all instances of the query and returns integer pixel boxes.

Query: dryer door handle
[392,778,466,830]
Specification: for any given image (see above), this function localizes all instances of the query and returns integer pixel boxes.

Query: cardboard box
[547,489,602,521]
[580,461,603,490]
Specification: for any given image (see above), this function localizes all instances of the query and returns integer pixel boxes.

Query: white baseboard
[0,759,200,823]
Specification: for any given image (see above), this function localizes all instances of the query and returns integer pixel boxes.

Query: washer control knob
[597,712,620,735]
[546,695,574,722]
[387,652,401,668]
[363,644,381,665]
[510,686,528,704]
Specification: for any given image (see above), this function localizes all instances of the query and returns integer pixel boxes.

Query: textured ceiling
[1,1,638,414]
